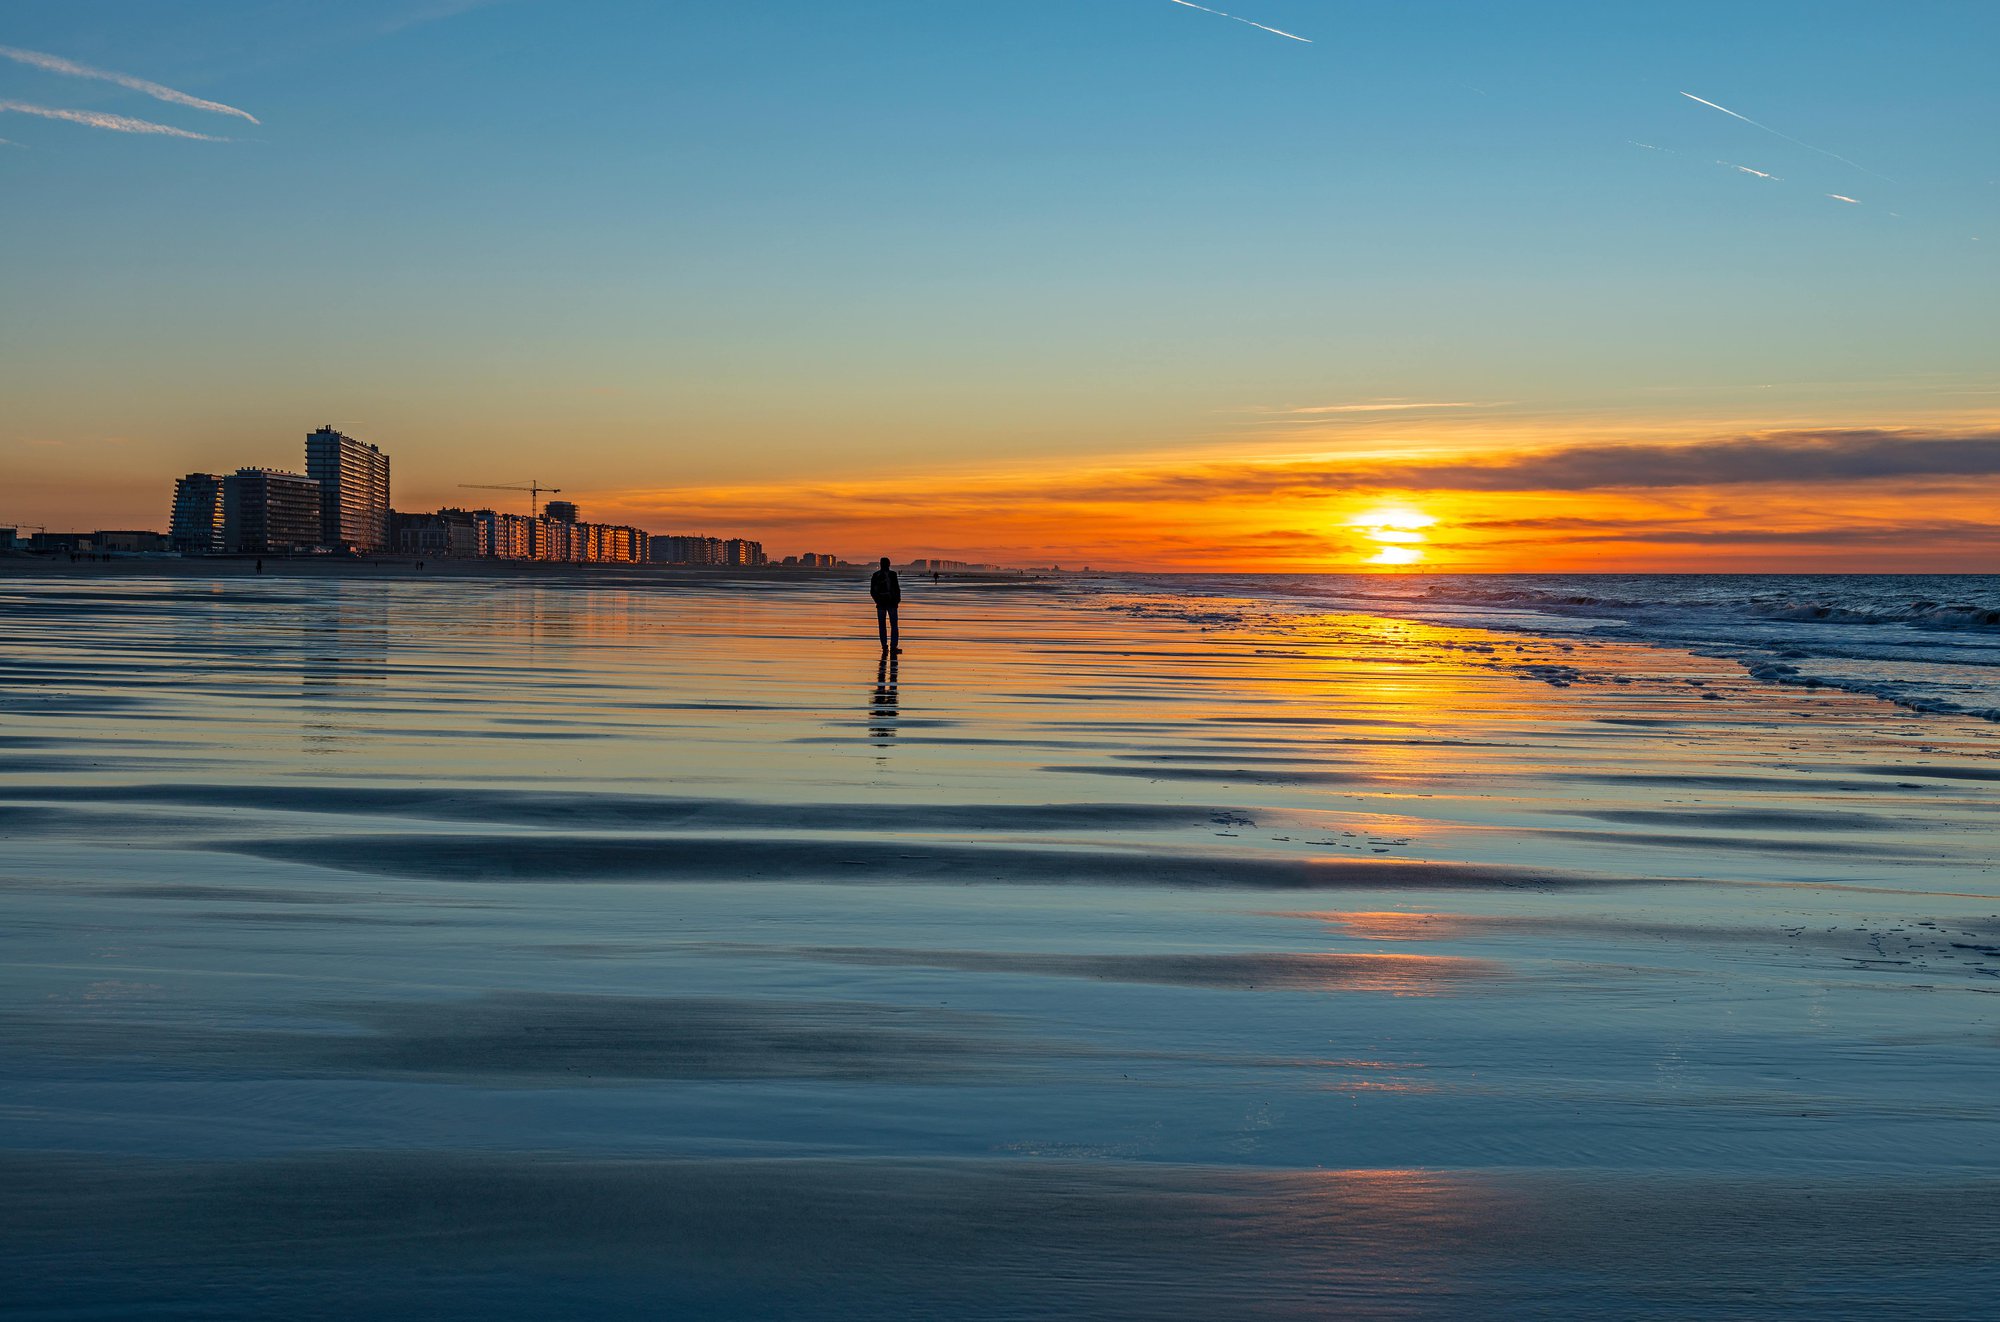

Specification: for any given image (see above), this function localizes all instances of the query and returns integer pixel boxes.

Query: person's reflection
[299,588,390,759]
[869,655,899,745]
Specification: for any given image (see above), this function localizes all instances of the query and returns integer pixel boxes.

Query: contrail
[1720,161,1779,180]
[0,44,258,124]
[1166,0,1311,43]
[1827,193,1862,205]
[1678,91,1888,182]
[0,100,230,141]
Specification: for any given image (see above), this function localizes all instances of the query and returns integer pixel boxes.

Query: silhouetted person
[255,558,264,574]
[870,557,901,653]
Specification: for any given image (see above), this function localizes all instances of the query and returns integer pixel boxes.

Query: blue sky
[3,1,1997,557]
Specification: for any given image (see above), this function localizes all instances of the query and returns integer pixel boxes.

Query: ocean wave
[1100,572,2000,724]
[1387,583,2000,633]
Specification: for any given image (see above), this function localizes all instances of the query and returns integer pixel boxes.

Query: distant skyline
[3,1,1997,570]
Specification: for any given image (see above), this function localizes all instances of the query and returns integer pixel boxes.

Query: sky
[2,0,1997,570]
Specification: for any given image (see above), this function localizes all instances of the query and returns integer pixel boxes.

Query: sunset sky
[3,1,1996,569]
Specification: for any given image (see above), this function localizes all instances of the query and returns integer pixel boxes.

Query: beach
[4,567,1999,1318]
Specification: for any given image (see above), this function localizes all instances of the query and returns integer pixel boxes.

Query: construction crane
[459,481,563,518]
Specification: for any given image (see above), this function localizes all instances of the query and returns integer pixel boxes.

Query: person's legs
[877,604,891,651]
[888,604,900,651]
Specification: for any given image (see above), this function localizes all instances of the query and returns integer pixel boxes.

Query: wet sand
[3,570,1998,1317]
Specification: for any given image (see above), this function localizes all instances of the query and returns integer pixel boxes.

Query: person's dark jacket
[870,568,901,607]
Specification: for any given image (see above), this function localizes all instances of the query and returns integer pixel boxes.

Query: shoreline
[0,554,1053,587]
[10,557,1997,725]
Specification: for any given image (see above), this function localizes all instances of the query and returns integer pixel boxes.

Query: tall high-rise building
[544,500,579,524]
[223,468,321,554]
[305,426,391,552]
[169,473,226,554]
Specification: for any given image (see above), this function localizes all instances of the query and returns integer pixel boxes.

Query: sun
[1350,506,1437,568]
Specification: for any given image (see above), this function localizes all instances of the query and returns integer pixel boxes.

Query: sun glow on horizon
[1352,506,1437,568]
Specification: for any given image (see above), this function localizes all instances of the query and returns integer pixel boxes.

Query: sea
[1097,572,2000,722]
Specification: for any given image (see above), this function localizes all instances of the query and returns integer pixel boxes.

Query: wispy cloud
[1634,131,1880,211]
[380,0,516,36]
[1166,1,1311,44]
[1678,90,1887,182]
[0,100,229,141]
[1263,401,1487,417]
[0,44,257,125]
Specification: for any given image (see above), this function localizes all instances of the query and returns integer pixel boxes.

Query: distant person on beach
[870,557,901,654]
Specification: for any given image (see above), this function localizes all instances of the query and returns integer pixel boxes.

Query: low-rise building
[94,530,172,554]
[390,509,480,557]
[467,508,647,563]
[474,509,535,559]
[603,525,643,563]
[650,535,728,566]
[29,532,94,555]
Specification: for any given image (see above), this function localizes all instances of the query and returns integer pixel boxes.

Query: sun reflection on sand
[1290,911,1473,942]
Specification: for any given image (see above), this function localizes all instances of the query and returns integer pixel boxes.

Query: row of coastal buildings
[170,427,400,555]
[166,426,661,562]
[6,424,1000,571]
[142,426,806,566]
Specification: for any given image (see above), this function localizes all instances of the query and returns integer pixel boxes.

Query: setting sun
[1351,506,1437,567]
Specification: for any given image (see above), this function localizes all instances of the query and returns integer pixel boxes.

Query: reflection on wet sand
[4,573,2000,1318]
[1,992,1039,1083]
[299,586,391,756]
[5,1152,1996,1319]
[702,943,1505,994]
[1273,908,2000,981]
[870,654,899,744]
